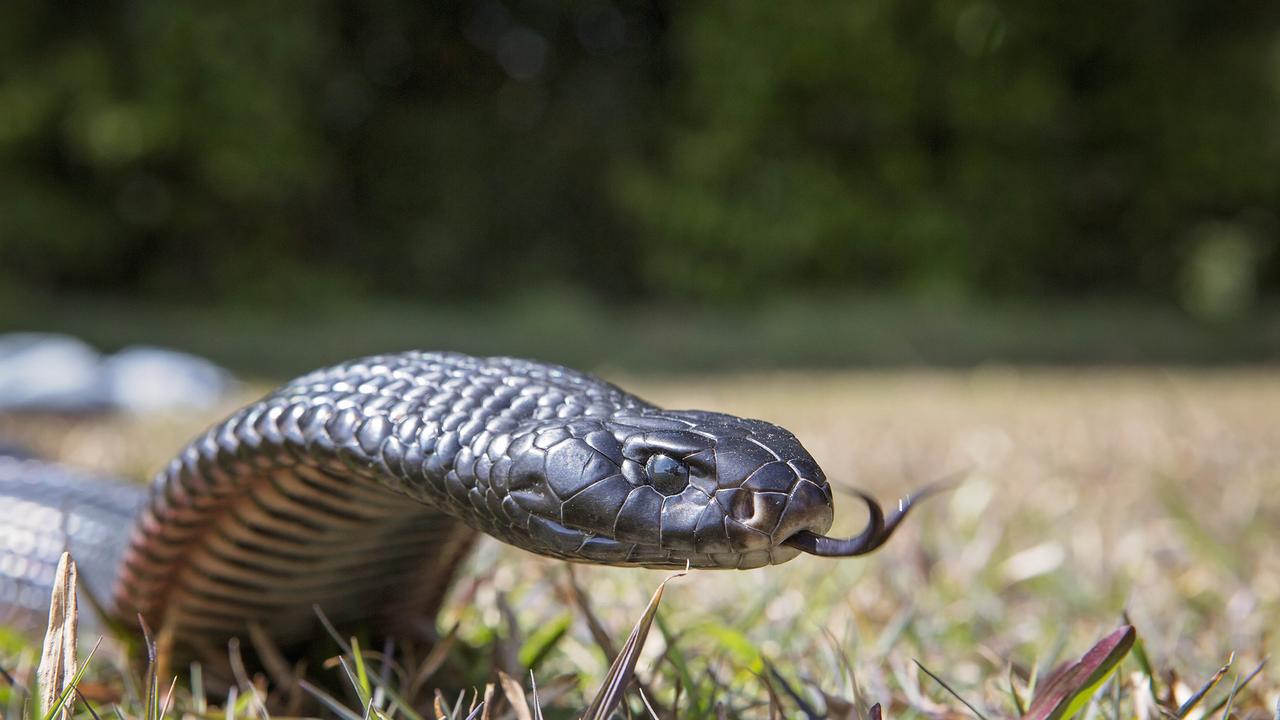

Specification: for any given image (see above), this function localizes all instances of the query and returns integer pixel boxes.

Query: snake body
[0,351,920,659]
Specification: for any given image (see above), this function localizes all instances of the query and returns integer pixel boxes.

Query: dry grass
[2,368,1280,717]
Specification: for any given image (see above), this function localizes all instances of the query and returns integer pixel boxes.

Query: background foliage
[2,1,1278,313]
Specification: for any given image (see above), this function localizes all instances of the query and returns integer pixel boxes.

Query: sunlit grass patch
[2,368,1279,717]
[0,567,1271,718]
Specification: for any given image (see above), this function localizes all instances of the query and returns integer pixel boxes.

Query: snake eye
[645,454,689,495]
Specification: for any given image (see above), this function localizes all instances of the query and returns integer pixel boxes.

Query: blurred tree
[619,0,1280,302]
[0,0,1276,307]
[0,1,668,303]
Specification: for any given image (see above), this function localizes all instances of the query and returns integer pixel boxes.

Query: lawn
[2,368,1278,718]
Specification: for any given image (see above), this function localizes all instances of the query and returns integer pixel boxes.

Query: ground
[2,368,1278,717]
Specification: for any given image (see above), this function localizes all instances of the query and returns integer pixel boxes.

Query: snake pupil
[646,453,689,495]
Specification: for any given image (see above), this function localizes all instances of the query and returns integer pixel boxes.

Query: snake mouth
[782,475,960,557]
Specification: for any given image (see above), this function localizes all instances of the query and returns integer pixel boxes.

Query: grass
[2,367,1280,717]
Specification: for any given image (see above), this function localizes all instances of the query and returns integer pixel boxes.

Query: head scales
[474,408,942,569]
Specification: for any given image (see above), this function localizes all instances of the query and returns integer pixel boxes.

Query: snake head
[484,410,878,569]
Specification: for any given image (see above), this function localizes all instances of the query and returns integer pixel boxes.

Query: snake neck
[112,353,652,648]
[274,360,651,512]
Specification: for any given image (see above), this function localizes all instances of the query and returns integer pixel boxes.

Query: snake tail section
[0,454,146,629]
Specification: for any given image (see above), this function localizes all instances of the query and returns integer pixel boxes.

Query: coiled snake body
[0,352,923,659]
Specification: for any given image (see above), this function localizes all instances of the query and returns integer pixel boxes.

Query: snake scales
[0,352,928,660]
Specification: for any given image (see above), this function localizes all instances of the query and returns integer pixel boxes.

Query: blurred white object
[103,346,233,413]
[0,334,233,413]
[0,334,108,411]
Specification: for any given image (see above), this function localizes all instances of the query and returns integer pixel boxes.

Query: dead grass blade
[580,567,687,720]
[247,621,297,693]
[914,659,992,720]
[38,552,79,720]
[764,662,819,719]
[134,611,158,720]
[74,686,105,720]
[636,685,660,720]
[756,669,784,720]
[529,670,545,720]
[1008,664,1027,718]
[158,676,177,720]
[227,638,270,719]
[562,567,619,660]
[313,604,354,655]
[496,593,524,678]
[481,683,495,720]
[1204,657,1266,717]
[497,670,534,720]
[566,567,668,717]
[407,622,460,702]
[40,641,100,720]
[433,689,448,719]
[1215,674,1241,720]
[1175,654,1234,719]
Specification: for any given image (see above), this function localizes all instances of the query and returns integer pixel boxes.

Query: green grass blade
[517,613,571,672]
[350,637,373,707]
[40,639,100,720]
[358,660,426,720]
[1122,612,1157,697]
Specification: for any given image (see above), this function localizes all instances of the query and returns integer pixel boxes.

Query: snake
[0,351,931,662]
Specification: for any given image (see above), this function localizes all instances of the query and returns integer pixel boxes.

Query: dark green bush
[0,1,1276,309]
